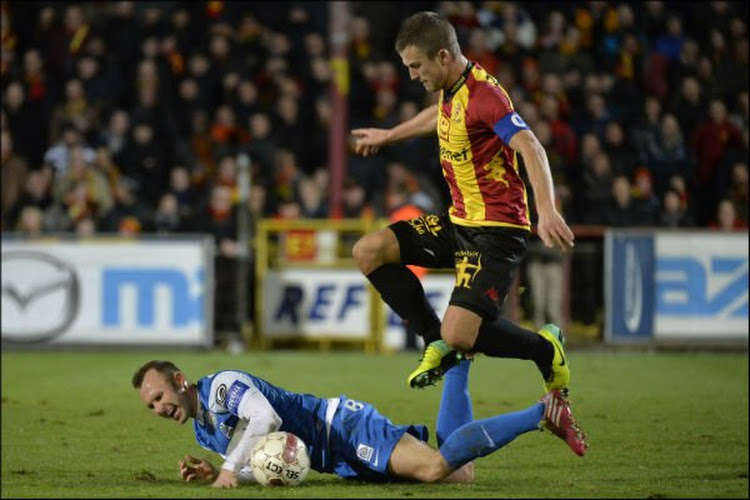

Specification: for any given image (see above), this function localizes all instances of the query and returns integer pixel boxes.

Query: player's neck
[444,55,471,94]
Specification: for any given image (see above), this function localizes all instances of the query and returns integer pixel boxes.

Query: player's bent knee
[441,327,475,351]
[352,229,399,274]
[352,236,377,273]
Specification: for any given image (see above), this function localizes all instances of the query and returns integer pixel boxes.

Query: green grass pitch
[1,348,747,498]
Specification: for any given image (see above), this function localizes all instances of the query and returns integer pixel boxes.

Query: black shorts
[390,213,528,321]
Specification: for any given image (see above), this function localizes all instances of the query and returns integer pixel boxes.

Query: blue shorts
[327,395,429,481]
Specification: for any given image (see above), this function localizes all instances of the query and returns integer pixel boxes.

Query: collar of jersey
[444,61,474,100]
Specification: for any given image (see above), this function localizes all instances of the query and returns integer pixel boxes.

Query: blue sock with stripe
[439,402,544,469]
[436,359,473,447]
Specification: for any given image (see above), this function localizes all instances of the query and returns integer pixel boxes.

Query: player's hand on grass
[211,468,239,488]
[350,128,389,156]
[179,455,217,482]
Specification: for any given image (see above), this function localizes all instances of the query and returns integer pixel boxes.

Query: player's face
[399,45,449,93]
[139,369,193,424]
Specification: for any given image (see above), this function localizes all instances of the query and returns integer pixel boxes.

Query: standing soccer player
[351,11,575,391]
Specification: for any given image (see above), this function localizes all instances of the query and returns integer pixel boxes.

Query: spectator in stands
[232,79,261,128]
[3,80,43,167]
[691,98,744,224]
[602,121,637,177]
[630,167,661,225]
[168,165,201,224]
[538,90,576,168]
[98,109,130,158]
[580,151,614,225]
[650,112,693,196]
[115,121,169,209]
[724,161,749,225]
[5,167,55,232]
[709,198,748,231]
[73,215,96,236]
[43,121,96,175]
[49,78,100,147]
[15,206,45,236]
[631,95,663,167]
[669,76,706,140]
[464,27,500,76]
[99,176,153,234]
[658,188,694,228]
[154,192,189,234]
[728,90,748,133]
[17,48,53,166]
[210,105,249,160]
[667,173,696,221]
[604,175,641,227]
[341,177,373,219]
[193,184,239,258]
[52,144,113,221]
[297,175,327,219]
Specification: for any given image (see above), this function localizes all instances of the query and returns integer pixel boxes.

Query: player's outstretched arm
[509,129,575,252]
[351,104,439,157]
[179,455,218,483]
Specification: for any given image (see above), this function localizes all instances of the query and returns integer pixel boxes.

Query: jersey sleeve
[209,371,282,473]
[472,82,530,145]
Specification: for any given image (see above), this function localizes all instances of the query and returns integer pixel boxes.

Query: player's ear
[174,372,188,392]
[438,48,451,65]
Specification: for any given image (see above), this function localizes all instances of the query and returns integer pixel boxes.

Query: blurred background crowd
[2,0,748,242]
[1,1,748,337]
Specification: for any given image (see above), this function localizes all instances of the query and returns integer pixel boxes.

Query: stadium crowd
[2,1,748,244]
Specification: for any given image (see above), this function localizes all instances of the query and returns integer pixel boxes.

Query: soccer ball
[249,431,310,486]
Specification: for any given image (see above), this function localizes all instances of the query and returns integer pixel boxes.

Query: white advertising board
[653,232,748,339]
[262,268,455,348]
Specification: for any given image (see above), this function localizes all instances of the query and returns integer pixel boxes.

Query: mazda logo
[1,251,80,343]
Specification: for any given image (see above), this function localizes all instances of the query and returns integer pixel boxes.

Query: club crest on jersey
[455,251,482,289]
[452,102,463,122]
[215,384,227,405]
[356,444,374,462]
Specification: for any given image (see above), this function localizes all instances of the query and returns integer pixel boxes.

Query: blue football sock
[439,402,544,470]
[436,359,473,447]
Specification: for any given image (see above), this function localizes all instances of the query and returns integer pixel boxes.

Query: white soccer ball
[249,431,310,486]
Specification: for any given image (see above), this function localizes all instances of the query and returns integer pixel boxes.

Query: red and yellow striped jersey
[437,62,531,230]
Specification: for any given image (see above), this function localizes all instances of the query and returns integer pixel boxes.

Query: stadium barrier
[1,235,215,347]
